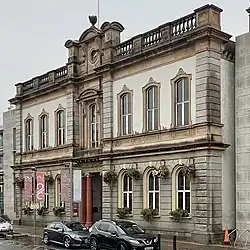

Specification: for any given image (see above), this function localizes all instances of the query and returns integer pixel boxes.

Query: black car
[43,221,90,248]
[89,219,159,250]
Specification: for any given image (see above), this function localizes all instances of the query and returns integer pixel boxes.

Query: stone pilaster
[196,49,221,124]
[66,85,79,145]
[102,73,113,139]
[15,103,23,155]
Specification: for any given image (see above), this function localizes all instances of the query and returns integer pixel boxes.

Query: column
[81,177,86,224]
[85,174,93,228]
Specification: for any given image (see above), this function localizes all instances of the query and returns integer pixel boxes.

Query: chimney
[246,7,250,32]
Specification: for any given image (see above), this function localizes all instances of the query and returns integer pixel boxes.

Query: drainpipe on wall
[246,7,250,32]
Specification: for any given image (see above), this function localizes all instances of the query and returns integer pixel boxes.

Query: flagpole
[97,0,100,28]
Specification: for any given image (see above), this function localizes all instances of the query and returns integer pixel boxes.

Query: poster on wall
[73,169,82,202]
[73,202,79,217]
[24,172,32,202]
[61,169,71,202]
[36,172,45,203]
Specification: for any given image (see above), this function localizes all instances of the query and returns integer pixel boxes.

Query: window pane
[178,172,184,190]
[127,94,131,113]
[178,192,183,210]
[155,192,159,210]
[149,173,154,191]
[176,80,183,103]
[185,176,190,190]
[91,105,96,122]
[122,116,127,135]
[123,194,127,208]
[147,87,154,109]
[154,109,158,130]
[154,87,158,108]
[177,104,182,126]
[121,95,127,115]
[123,176,128,191]
[147,110,153,131]
[184,78,189,101]
[185,192,190,212]
[149,193,153,208]
[128,177,132,191]
[128,115,132,134]
[184,103,189,125]
[155,177,160,191]
[129,193,132,211]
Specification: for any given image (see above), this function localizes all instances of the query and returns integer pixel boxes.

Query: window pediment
[38,108,49,118]
[171,68,192,83]
[142,77,160,91]
[77,88,100,102]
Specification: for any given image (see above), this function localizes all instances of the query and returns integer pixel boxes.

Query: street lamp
[31,166,37,235]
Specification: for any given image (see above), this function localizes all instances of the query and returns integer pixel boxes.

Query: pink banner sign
[24,172,32,202]
[61,169,70,203]
[36,172,45,203]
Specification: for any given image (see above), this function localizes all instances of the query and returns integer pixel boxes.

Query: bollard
[157,233,161,250]
[173,235,177,250]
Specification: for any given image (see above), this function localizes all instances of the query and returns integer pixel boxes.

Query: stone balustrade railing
[115,12,196,59]
[21,66,68,92]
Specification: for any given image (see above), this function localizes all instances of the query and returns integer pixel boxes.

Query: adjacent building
[235,8,250,243]
[0,126,4,215]
[3,109,16,221]
[8,4,236,244]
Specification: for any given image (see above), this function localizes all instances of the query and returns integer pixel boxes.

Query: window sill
[169,215,192,220]
[116,214,133,218]
[140,214,161,219]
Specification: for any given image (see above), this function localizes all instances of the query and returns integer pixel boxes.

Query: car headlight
[154,237,158,243]
[129,239,140,245]
[72,235,81,241]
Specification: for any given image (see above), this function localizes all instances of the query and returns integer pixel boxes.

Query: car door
[45,223,56,240]
[54,223,65,244]
[107,224,118,249]
[98,222,111,249]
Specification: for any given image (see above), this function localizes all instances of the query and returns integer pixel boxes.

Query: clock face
[89,48,98,64]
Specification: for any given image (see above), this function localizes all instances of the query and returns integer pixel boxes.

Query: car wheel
[43,234,50,245]
[64,236,71,249]
[90,238,99,250]
[118,242,127,250]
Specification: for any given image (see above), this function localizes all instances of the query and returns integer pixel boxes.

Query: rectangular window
[146,86,159,131]
[41,115,47,148]
[13,128,16,151]
[177,172,191,213]
[57,111,65,146]
[90,104,99,148]
[175,78,189,126]
[148,172,160,210]
[44,181,49,209]
[122,175,133,212]
[0,134,3,149]
[121,93,132,135]
[26,120,33,151]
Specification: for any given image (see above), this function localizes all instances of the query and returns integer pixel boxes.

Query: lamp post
[31,166,37,235]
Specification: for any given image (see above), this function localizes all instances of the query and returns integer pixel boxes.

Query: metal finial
[246,7,250,14]
[88,15,97,26]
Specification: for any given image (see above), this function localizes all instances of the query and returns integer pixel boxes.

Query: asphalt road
[0,239,90,250]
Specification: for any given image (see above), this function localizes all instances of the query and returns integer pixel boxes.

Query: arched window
[145,86,159,131]
[44,180,49,208]
[40,114,48,148]
[176,171,191,212]
[175,77,189,126]
[120,93,132,135]
[148,172,160,210]
[90,104,99,148]
[25,118,33,151]
[55,175,62,207]
[122,174,133,211]
[56,110,65,146]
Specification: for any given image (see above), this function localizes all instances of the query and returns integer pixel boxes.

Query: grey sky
[0,0,249,123]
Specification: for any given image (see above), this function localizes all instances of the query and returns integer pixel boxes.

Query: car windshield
[65,223,87,232]
[0,218,6,224]
[118,223,145,235]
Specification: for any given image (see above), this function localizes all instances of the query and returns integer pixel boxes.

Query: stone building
[3,109,17,221]
[235,8,250,244]
[8,4,236,243]
[0,126,4,215]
